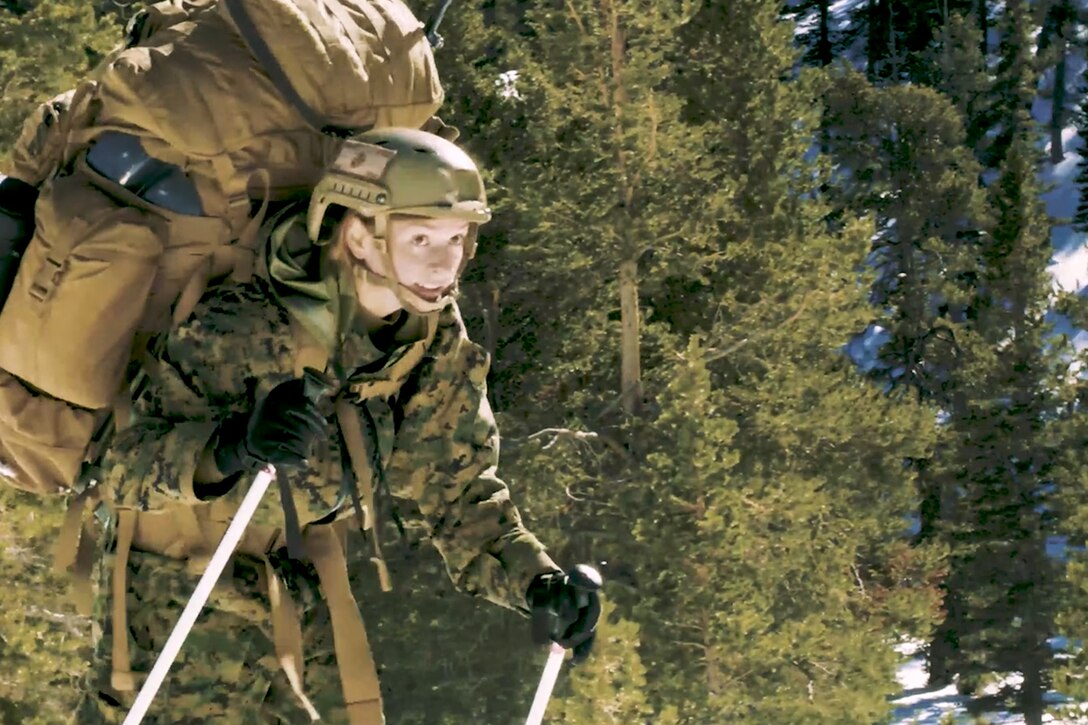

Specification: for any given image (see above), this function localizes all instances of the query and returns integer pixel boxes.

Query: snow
[891,646,968,725]
[891,641,1086,724]
[1041,108,1088,298]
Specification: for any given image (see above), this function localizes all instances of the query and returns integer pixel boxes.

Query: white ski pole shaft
[123,465,277,725]
[525,642,566,725]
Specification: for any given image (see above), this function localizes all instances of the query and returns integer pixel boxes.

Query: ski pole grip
[569,564,603,590]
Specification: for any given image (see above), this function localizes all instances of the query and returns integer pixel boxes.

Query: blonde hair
[326,210,370,268]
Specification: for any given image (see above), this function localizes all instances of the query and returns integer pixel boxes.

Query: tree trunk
[601,0,642,416]
[977,0,988,57]
[817,0,832,66]
[484,281,500,361]
[867,0,881,80]
[886,0,898,80]
[1020,661,1044,725]
[1050,37,1067,165]
[914,461,941,544]
[928,589,960,687]
[619,257,642,415]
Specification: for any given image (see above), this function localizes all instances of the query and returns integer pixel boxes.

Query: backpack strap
[304,522,383,723]
[267,313,334,563]
[219,0,367,139]
[110,508,139,692]
[229,168,272,283]
[52,485,101,615]
[266,555,322,720]
[335,399,391,592]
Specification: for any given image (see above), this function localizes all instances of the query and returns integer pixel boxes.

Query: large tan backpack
[0,0,443,496]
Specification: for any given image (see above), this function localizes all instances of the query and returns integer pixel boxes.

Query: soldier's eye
[411,234,429,246]
[449,234,465,246]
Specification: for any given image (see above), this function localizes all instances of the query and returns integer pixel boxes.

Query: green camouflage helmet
[306,128,491,313]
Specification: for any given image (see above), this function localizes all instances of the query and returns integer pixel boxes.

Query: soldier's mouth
[411,285,445,301]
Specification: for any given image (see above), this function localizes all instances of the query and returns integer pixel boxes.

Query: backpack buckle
[28,255,65,302]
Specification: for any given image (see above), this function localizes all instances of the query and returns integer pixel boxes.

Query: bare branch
[527,427,600,450]
[647,89,659,162]
[25,605,88,639]
[564,0,587,36]
[702,338,750,364]
[852,563,869,600]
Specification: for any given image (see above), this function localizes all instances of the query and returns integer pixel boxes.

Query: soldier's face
[346,214,468,302]
[385,216,468,301]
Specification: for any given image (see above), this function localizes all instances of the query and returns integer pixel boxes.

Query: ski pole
[525,642,566,725]
[122,464,278,725]
[424,0,454,48]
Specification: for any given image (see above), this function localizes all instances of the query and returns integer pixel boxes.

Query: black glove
[213,375,329,477]
[527,564,603,665]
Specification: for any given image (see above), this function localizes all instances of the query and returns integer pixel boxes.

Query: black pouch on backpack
[0,175,38,310]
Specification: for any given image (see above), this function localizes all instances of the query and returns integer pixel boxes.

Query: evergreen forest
[2,0,1088,723]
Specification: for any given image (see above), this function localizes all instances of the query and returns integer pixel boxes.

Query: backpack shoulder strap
[303,522,384,722]
[52,486,102,615]
[219,0,367,138]
[335,399,391,592]
[110,509,139,692]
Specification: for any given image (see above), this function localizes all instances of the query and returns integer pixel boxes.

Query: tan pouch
[0,164,167,409]
[0,370,98,495]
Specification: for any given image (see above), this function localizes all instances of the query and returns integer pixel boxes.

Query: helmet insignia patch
[333,142,396,182]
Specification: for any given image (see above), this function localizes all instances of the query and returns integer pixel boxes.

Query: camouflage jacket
[98,279,559,613]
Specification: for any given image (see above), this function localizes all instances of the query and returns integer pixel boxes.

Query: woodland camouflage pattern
[76,547,350,723]
[76,256,559,721]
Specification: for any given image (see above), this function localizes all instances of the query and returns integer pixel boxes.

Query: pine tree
[630,1,945,719]
[628,332,942,721]
[1072,71,1088,232]
[838,0,977,84]
[420,0,948,721]
[980,0,1038,169]
[919,13,1083,717]
[784,0,836,67]
[936,121,1068,725]
[0,0,119,164]
[1037,0,1078,165]
[551,599,672,724]
[820,68,993,687]
[930,12,990,155]
[1051,337,1088,720]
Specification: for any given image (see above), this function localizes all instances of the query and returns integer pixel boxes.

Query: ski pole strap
[278,469,305,560]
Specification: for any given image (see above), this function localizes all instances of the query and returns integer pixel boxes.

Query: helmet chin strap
[357,267,453,315]
[362,212,454,315]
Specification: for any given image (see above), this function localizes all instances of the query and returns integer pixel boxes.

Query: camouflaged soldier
[74,128,601,724]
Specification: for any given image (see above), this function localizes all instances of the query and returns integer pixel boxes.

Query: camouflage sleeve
[384,325,561,615]
[98,283,298,510]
